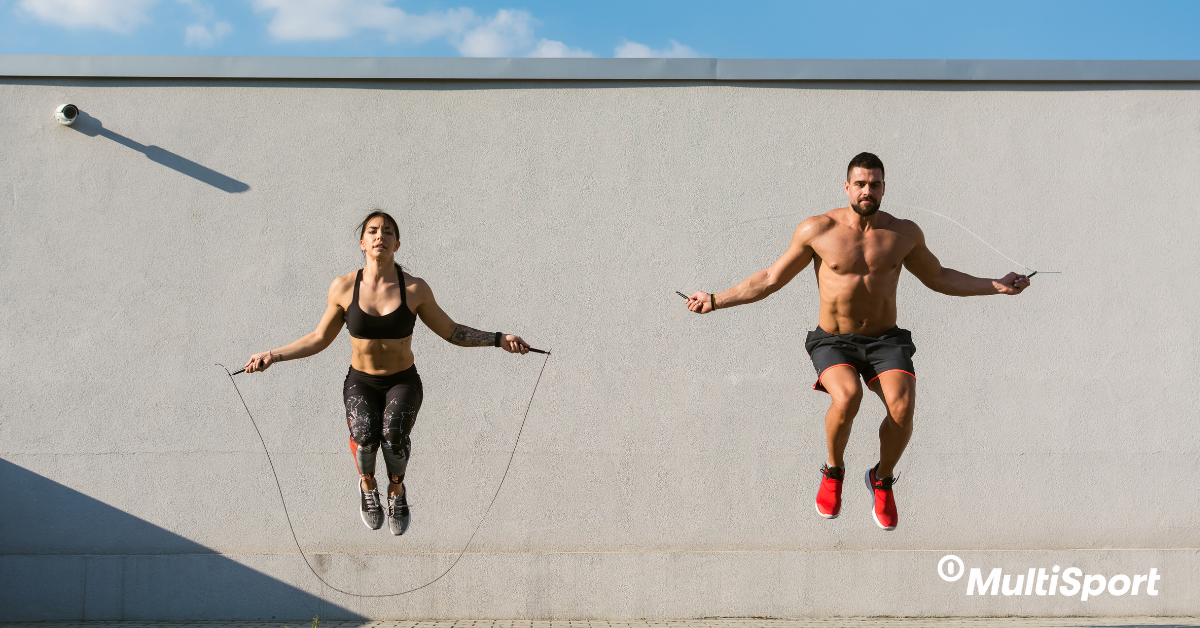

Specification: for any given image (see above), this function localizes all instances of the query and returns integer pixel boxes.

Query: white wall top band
[3,55,1200,81]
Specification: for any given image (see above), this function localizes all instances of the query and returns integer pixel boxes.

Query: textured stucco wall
[1,76,1198,619]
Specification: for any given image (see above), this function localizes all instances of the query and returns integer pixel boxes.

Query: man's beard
[852,197,880,217]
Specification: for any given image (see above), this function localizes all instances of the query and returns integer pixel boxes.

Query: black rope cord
[216,350,551,598]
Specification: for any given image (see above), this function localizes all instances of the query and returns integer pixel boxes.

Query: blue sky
[2,0,1198,59]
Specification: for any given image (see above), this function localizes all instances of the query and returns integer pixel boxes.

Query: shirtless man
[684,152,1030,531]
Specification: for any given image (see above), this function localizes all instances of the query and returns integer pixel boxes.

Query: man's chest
[812,229,912,274]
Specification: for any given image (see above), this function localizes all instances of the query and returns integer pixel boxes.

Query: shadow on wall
[68,110,250,193]
[0,458,360,621]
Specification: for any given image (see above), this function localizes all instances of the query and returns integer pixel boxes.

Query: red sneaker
[865,465,899,531]
[815,464,844,519]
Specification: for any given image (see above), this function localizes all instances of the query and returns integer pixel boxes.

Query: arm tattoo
[447,324,496,347]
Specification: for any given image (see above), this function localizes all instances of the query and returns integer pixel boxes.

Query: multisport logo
[938,555,1161,601]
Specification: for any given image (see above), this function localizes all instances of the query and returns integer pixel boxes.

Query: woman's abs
[350,336,415,375]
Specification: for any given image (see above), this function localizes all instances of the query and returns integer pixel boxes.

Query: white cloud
[175,0,209,17]
[177,0,229,47]
[252,0,474,43]
[17,0,157,33]
[614,39,700,58]
[454,8,531,57]
[185,20,230,47]
[528,39,594,58]
[252,1,589,58]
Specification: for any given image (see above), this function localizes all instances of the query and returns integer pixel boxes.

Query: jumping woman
[242,211,532,536]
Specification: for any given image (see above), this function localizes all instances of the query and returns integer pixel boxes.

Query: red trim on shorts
[867,369,916,387]
[812,363,856,394]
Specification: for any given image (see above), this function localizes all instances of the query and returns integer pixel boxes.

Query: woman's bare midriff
[350,336,415,375]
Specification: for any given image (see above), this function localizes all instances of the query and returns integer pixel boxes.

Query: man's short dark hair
[847,152,884,180]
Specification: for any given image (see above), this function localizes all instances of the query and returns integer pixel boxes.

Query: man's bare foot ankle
[389,481,404,497]
[361,477,376,491]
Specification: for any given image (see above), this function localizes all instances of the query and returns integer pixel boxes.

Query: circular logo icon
[938,555,965,582]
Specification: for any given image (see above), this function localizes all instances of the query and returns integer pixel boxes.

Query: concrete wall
[1,67,1198,619]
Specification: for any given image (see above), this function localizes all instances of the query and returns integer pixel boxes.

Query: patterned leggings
[342,365,423,485]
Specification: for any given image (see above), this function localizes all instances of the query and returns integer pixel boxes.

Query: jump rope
[216,344,551,598]
[888,202,1060,278]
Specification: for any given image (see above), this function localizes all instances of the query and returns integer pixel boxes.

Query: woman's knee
[382,405,417,444]
[347,413,381,447]
[381,433,411,457]
[352,433,380,449]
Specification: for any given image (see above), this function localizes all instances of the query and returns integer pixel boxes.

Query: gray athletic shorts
[804,326,916,393]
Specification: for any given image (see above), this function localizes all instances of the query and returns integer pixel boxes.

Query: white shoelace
[363,487,382,511]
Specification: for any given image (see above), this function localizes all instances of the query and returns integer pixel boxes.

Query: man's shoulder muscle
[881,212,924,243]
[795,213,838,242]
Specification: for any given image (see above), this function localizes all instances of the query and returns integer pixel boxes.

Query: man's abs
[814,265,902,336]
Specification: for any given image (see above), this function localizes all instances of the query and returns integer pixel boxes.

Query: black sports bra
[345,265,417,340]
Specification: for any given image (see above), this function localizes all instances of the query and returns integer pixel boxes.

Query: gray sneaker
[359,482,384,530]
[387,487,410,536]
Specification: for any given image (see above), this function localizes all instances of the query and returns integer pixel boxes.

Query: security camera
[55,104,78,126]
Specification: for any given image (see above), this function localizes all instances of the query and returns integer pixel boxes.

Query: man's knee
[833,390,863,413]
[884,395,915,428]
[825,374,863,410]
[869,371,915,422]
[892,396,916,420]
